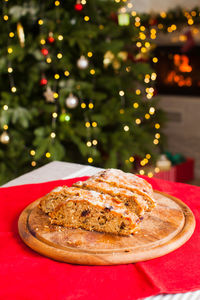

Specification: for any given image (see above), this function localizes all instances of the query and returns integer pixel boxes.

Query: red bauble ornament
[47,36,55,43]
[74,3,83,11]
[40,78,48,85]
[41,48,49,56]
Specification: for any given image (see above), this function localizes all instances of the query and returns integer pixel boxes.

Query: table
[3,161,200,300]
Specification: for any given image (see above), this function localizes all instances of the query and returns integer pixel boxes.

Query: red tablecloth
[1,176,200,300]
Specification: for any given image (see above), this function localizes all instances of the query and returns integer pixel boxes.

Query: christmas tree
[0,0,164,184]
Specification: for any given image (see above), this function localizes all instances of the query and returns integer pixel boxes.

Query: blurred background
[0,0,199,185]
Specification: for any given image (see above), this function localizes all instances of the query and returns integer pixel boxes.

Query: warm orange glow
[165,54,193,87]
[173,54,192,72]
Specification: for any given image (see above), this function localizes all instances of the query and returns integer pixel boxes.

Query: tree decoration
[43,86,55,102]
[65,93,79,109]
[118,9,130,26]
[103,51,115,67]
[77,55,89,69]
[17,22,25,48]
[47,32,55,43]
[74,1,83,11]
[0,131,10,144]
[40,77,48,85]
[59,111,71,122]
[41,48,49,56]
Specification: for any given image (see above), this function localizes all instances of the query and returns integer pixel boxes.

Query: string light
[88,103,94,109]
[131,11,137,17]
[86,141,92,147]
[50,132,56,138]
[52,112,58,118]
[64,70,70,76]
[88,157,93,163]
[155,167,160,173]
[90,69,95,75]
[58,35,63,40]
[119,90,125,96]
[31,161,37,167]
[53,92,59,99]
[87,52,93,57]
[135,118,141,124]
[155,133,160,139]
[57,53,62,59]
[160,12,167,18]
[155,123,160,129]
[145,113,150,119]
[3,15,9,21]
[3,125,8,130]
[9,32,14,38]
[46,152,51,158]
[46,57,52,63]
[124,125,129,131]
[30,150,35,156]
[152,57,158,63]
[7,47,13,54]
[38,19,44,25]
[92,121,97,127]
[146,154,151,159]
[147,172,153,178]
[139,170,145,175]
[84,16,90,21]
[136,42,142,48]
[133,102,139,109]
[55,0,60,6]
[11,86,17,93]
[54,73,60,79]
[40,39,46,45]
[85,122,90,128]
[188,18,194,25]
[151,72,157,80]
[81,103,86,109]
[8,67,13,73]
[149,107,155,114]
[129,156,134,162]
[92,140,98,145]
[3,105,8,110]
[153,139,159,144]
[136,89,141,95]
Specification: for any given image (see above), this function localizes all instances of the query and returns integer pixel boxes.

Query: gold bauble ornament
[112,59,121,70]
[0,131,10,144]
[103,51,115,67]
[117,51,128,61]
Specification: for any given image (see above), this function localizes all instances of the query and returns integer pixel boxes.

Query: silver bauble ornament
[66,93,79,109]
[0,131,10,144]
[77,55,89,69]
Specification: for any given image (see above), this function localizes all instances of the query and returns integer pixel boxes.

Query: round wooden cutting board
[18,191,195,265]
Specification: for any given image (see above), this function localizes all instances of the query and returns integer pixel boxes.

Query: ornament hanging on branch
[47,32,55,44]
[74,0,83,11]
[40,75,48,86]
[0,131,10,144]
[43,86,55,102]
[41,48,49,56]
[65,93,79,109]
[77,55,89,69]
[118,8,130,26]
[17,22,25,48]
[59,110,71,122]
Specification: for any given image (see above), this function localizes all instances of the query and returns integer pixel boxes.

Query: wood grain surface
[18,191,195,265]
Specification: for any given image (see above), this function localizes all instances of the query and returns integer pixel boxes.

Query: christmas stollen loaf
[39,168,155,236]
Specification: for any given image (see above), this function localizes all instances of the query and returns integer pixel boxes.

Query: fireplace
[154,46,200,95]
